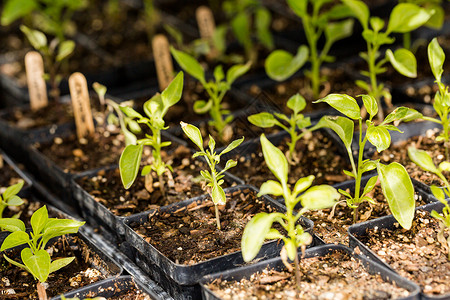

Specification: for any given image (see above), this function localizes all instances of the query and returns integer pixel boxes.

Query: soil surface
[130,188,287,265]
[76,144,236,215]
[228,131,352,188]
[0,158,25,188]
[0,235,113,299]
[206,249,411,299]
[359,209,450,296]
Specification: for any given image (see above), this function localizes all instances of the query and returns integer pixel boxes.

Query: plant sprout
[0,180,24,219]
[343,0,431,120]
[242,134,339,288]
[265,0,354,99]
[181,122,243,229]
[119,72,184,197]
[0,206,85,300]
[171,47,251,138]
[314,93,417,228]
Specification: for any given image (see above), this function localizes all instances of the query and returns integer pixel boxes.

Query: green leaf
[387,3,431,34]
[211,185,226,205]
[213,65,224,82]
[439,161,450,172]
[3,180,24,200]
[241,212,284,262]
[293,175,314,195]
[226,62,251,85]
[49,257,75,274]
[255,7,274,49]
[5,195,23,206]
[382,107,409,124]
[31,206,48,235]
[342,0,369,29]
[378,162,415,230]
[220,137,244,155]
[424,5,444,29]
[56,40,75,62]
[0,218,26,232]
[1,231,29,251]
[361,95,378,119]
[343,169,355,178]
[170,47,205,83]
[361,160,377,173]
[430,210,444,221]
[287,0,307,17]
[362,176,378,196]
[193,100,212,114]
[260,134,288,184]
[428,38,445,82]
[231,12,250,49]
[339,189,352,199]
[407,147,438,173]
[431,185,445,202]
[161,71,184,108]
[370,17,385,32]
[386,48,417,78]
[265,46,308,81]
[300,185,340,210]
[20,25,47,50]
[41,219,85,246]
[258,180,284,197]
[180,122,204,151]
[314,94,360,120]
[22,248,50,283]
[3,254,28,273]
[286,94,306,115]
[316,116,354,151]
[367,126,390,152]
[119,144,143,189]
[222,159,237,172]
[325,19,354,44]
[284,239,297,261]
[248,112,277,128]
[1,0,37,26]
[120,106,143,119]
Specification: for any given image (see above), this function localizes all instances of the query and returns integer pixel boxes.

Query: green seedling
[314,93,417,228]
[181,122,243,229]
[265,0,354,99]
[0,180,24,219]
[20,25,75,102]
[242,134,339,288]
[143,0,159,43]
[223,0,274,64]
[171,47,251,138]
[343,0,431,120]
[0,205,85,300]
[92,82,142,147]
[119,72,184,197]
[248,93,321,163]
[408,147,450,260]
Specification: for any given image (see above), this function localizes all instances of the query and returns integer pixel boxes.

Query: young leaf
[5,195,23,206]
[3,254,29,272]
[265,46,308,81]
[180,122,204,151]
[258,180,284,197]
[20,25,47,50]
[1,231,29,251]
[431,185,445,202]
[221,159,237,172]
[286,0,307,18]
[170,47,205,83]
[286,94,306,115]
[3,180,24,200]
[119,144,144,189]
[227,62,251,85]
[193,100,213,114]
[260,134,288,184]
[366,126,391,152]
[1,0,37,26]
[120,106,144,120]
[378,162,415,230]
[428,38,445,82]
[300,185,340,210]
[220,137,244,155]
[387,3,430,34]
[316,116,354,151]
[56,40,75,62]
[362,176,378,196]
[255,7,274,49]
[161,71,184,108]
[22,248,50,283]
[0,218,26,232]
[293,175,315,195]
[342,0,369,29]
[31,206,48,235]
[325,19,354,44]
[49,257,75,274]
[407,147,438,173]
[211,185,226,205]
[248,112,277,128]
[386,48,417,78]
[314,94,360,120]
[361,95,378,119]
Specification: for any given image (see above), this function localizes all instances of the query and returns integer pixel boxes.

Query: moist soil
[0,159,26,188]
[372,127,450,187]
[130,188,286,265]
[0,235,112,299]
[76,144,236,215]
[228,131,352,188]
[306,184,429,245]
[206,249,410,300]
[359,209,450,296]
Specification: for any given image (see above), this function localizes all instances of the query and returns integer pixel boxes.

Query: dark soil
[76,144,236,215]
[307,184,429,245]
[130,188,285,265]
[0,235,113,299]
[108,288,151,300]
[228,131,352,188]
[359,209,450,296]
[0,158,25,188]
[206,249,410,299]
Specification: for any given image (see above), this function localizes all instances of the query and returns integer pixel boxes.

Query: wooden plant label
[152,34,174,91]
[24,51,48,111]
[0,154,3,169]
[68,72,95,141]
[196,6,216,39]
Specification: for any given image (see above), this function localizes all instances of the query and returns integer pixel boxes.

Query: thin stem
[215,205,221,230]
[403,32,411,50]
[37,282,48,300]
[353,119,367,223]
[158,174,166,199]
[294,251,301,290]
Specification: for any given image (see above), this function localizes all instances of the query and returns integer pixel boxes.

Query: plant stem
[37,282,48,300]
[214,204,221,230]
[158,174,166,199]
[294,252,301,290]
[403,32,411,50]
[367,43,383,121]
[0,203,5,219]
[353,119,367,223]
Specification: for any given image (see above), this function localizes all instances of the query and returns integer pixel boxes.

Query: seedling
[20,25,75,102]
[171,47,251,138]
[265,0,354,99]
[119,72,184,197]
[343,0,431,120]
[0,180,24,219]
[247,93,321,163]
[408,147,450,260]
[181,122,243,230]
[223,0,274,64]
[143,0,159,43]
[314,93,416,228]
[242,134,339,288]
[0,205,85,300]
